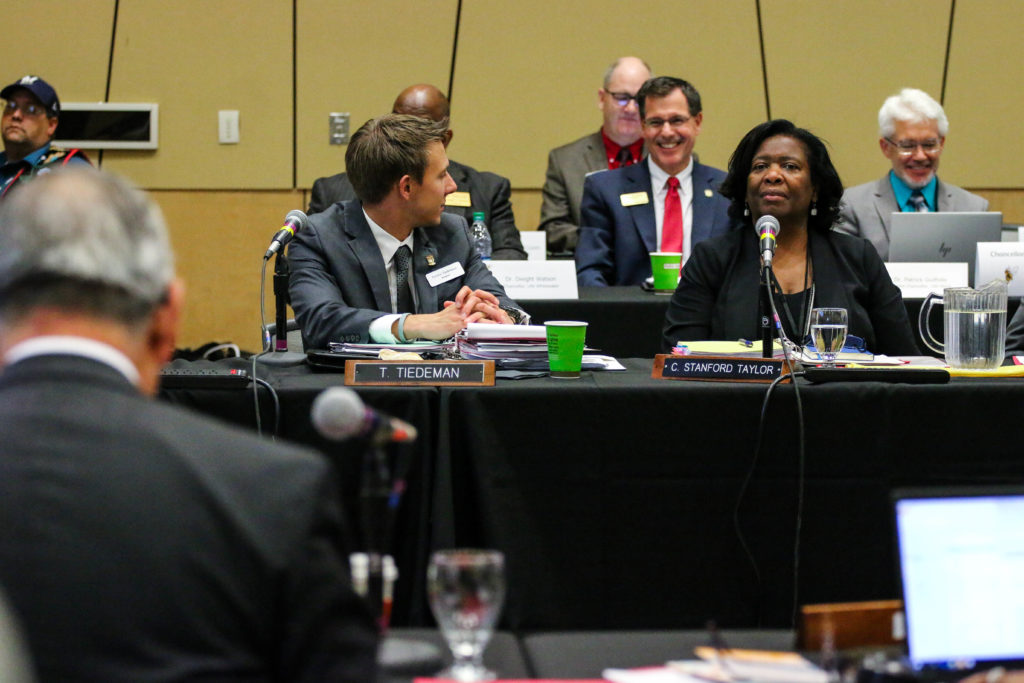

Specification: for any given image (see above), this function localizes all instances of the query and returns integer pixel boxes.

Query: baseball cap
[0,75,60,117]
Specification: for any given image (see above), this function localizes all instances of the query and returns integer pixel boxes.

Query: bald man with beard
[308,84,526,259]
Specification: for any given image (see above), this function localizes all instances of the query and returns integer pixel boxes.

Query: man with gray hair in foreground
[836,87,988,260]
[0,168,377,682]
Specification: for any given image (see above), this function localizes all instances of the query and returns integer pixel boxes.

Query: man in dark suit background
[539,56,652,255]
[308,84,526,260]
[290,114,526,348]
[575,76,734,286]
[0,168,377,682]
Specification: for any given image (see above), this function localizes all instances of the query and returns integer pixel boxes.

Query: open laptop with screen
[893,487,1024,678]
[889,211,1003,286]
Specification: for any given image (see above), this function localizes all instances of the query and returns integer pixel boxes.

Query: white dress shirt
[4,335,140,385]
[648,156,695,261]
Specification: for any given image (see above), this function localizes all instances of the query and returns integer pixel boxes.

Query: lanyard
[769,233,814,342]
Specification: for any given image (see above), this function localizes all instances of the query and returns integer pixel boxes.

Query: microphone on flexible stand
[258,210,308,367]
[264,210,307,260]
[311,387,440,673]
[755,215,781,358]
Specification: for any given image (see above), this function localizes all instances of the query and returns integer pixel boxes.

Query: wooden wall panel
[0,1,115,101]
[101,1,293,189]
[152,190,304,349]
[944,0,1024,188]
[451,0,765,196]
[295,0,459,189]
[762,0,951,189]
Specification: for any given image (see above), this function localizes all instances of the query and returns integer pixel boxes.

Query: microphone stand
[357,437,443,676]
[760,262,774,359]
[257,250,307,367]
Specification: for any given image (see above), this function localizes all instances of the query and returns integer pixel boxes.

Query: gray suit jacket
[0,354,378,683]
[539,131,607,254]
[835,174,989,260]
[288,200,520,347]
[308,160,526,260]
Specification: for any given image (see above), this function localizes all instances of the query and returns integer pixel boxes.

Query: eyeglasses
[2,101,46,117]
[644,115,693,130]
[603,89,639,107]
[884,137,942,155]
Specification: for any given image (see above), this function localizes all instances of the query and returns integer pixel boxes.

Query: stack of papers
[457,323,625,371]
[604,647,827,683]
[457,325,550,364]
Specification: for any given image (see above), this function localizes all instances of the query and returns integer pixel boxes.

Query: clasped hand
[400,286,512,340]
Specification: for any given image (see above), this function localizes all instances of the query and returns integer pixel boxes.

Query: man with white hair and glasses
[836,87,988,260]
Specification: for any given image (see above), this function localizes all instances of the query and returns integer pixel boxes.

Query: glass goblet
[811,307,849,368]
[427,549,506,682]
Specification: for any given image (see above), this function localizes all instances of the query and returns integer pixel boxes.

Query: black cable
[253,377,281,437]
[733,368,789,625]
[253,258,272,438]
[789,368,807,628]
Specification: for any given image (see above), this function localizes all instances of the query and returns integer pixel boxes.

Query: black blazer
[662,228,920,355]
[308,160,527,260]
[0,354,378,682]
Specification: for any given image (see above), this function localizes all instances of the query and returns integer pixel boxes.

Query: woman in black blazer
[662,119,919,355]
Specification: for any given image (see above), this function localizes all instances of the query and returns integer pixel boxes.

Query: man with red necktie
[575,76,736,287]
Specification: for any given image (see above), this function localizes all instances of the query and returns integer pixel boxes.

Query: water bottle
[471,211,492,260]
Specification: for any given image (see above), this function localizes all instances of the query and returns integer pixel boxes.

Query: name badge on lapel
[426,261,465,287]
[445,191,472,207]
[620,192,649,207]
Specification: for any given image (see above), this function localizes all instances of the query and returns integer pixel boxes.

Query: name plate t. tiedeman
[652,354,790,383]
[345,360,495,386]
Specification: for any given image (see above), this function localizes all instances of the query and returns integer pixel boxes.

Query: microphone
[756,215,780,267]
[264,210,308,259]
[311,387,418,445]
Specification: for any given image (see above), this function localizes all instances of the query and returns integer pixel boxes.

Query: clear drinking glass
[427,549,506,682]
[811,308,848,367]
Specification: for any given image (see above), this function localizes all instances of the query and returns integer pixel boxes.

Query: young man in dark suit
[308,84,526,259]
[290,114,527,348]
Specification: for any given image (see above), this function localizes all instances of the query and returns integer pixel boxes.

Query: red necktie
[661,176,683,253]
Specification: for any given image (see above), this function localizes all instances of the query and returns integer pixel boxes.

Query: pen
[738,339,753,347]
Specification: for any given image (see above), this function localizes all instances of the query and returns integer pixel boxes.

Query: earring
[810,201,818,216]
[743,203,750,216]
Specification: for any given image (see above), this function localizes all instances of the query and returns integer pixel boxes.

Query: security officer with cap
[0,74,91,198]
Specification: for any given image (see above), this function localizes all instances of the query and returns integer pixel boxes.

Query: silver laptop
[893,487,1024,678]
[889,211,1003,286]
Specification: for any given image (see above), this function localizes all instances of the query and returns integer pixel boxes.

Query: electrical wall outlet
[329,112,350,145]
[218,110,239,144]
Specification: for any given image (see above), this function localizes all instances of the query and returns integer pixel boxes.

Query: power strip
[160,366,251,389]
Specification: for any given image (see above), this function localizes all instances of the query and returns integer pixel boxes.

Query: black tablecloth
[432,359,1024,630]
[160,357,1024,631]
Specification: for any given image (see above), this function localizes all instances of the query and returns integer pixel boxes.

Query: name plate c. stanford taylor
[344,360,495,386]
[652,354,790,383]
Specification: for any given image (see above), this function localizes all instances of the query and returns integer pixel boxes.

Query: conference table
[161,349,1024,632]
[520,286,1021,359]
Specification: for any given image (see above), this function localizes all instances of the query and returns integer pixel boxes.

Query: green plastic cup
[650,252,682,293]
[545,321,588,379]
